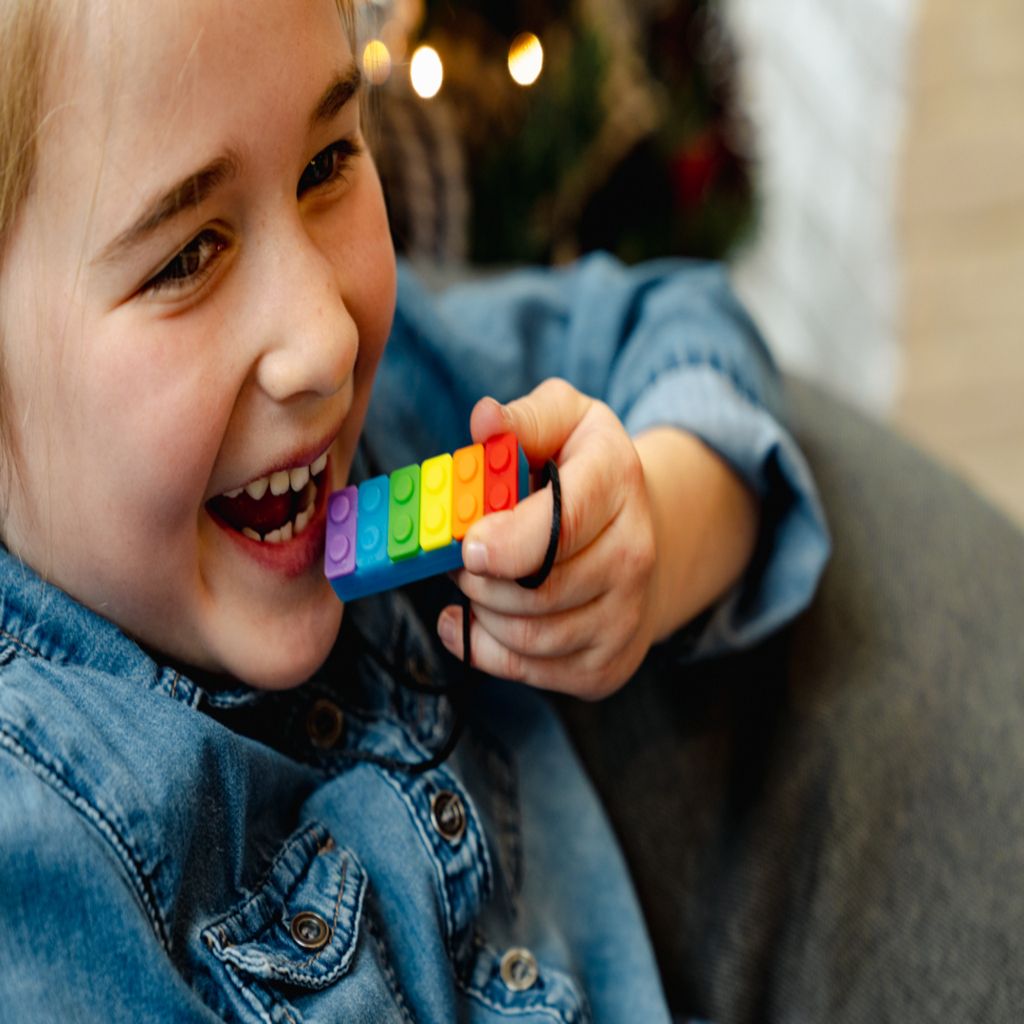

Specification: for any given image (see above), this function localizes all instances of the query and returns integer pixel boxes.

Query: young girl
[0,1,827,1020]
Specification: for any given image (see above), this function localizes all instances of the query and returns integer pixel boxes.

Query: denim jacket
[0,255,829,1022]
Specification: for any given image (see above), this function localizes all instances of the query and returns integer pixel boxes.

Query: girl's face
[0,0,396,687]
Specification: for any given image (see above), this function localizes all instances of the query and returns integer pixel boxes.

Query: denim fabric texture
[0,256,829,1021]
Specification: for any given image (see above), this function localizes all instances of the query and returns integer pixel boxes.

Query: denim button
[430,790,466,843]
[306,699,344,749]
[290,911,331,950]
[406,655,432,688]
[500,947,539,991]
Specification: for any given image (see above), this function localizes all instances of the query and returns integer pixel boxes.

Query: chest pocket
[201,822,411,1024]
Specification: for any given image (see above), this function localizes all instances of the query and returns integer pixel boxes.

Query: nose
[254,223,358,404]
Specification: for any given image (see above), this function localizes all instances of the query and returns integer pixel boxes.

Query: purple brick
[324,485,358,580]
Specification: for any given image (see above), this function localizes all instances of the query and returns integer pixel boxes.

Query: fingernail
[463,540,488,574]
[438,613,456,647]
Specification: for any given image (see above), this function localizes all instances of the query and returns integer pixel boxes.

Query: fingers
[464,401,637,581]
[466,598,599,661]
[449,380,658,699]
[470,379,591,463]
[460,484,557,581]
[453,520,617,616]
[436,601,638,700]
[438,510,656,698]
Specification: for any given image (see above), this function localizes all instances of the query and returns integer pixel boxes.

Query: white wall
[725,0,919,414]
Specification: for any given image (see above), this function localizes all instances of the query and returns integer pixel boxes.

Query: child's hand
[436,378,759,699]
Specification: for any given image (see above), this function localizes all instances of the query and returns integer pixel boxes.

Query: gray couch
[559,377,1024,1022]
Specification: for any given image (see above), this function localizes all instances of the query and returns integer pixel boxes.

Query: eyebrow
[97,64,362,265]
[310,63,363,129]
[96,152,241,264]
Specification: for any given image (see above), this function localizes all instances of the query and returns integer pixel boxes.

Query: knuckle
[591,397,617,425]
[604,611,633,658]
[622,603,644,645]
[515,400,543,448]
[616,530,655,586]
[618,438,646,490]
[590,400,626,444]
[574,662,615,702]
[539,376,574,402]
[636,527,657,577]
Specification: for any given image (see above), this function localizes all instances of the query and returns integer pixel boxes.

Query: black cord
[342,459,561,776]
[516,460,561,590]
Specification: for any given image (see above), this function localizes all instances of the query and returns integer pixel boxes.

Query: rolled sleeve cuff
[623,365,831,659]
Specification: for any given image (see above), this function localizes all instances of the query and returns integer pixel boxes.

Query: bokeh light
[362,39,392,86]
[508,32,543,87]
[410,45,443,99]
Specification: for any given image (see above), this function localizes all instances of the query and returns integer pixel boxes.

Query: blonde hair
[0,0,61,497]
[0,3,53,250]
[0,0,357,506]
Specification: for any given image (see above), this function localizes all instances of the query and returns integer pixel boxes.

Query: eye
[298,137,362,198]
[143,228,229,295]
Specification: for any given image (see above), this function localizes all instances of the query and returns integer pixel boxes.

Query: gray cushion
[560,377,1024,1021]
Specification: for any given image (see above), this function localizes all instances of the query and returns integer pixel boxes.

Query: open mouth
[206,451,328,544]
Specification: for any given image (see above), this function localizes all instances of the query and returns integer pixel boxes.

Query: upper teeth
[224,451,328,501]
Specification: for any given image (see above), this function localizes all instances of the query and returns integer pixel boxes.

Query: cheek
[354,210,397,377]
[326,167,397,370]
[358,245,396,371]
[66,328,232,530]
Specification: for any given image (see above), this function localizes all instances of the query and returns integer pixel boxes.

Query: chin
[220,605,344,691]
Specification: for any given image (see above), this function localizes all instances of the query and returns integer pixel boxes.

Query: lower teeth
[241,484,317,544]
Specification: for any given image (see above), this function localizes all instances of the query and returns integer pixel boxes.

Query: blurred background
[355,0,1024,527]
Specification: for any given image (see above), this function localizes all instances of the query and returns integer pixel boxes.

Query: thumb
[470,379,592,465]
[468,396,512,447]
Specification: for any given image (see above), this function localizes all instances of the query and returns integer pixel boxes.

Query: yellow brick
[419,453,453,551]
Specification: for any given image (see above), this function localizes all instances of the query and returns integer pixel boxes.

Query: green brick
[387,464,421,562]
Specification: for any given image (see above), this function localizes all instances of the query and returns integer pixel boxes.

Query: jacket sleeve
[365,252,831,658]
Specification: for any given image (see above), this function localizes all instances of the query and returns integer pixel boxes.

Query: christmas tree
[361,0,754,266]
